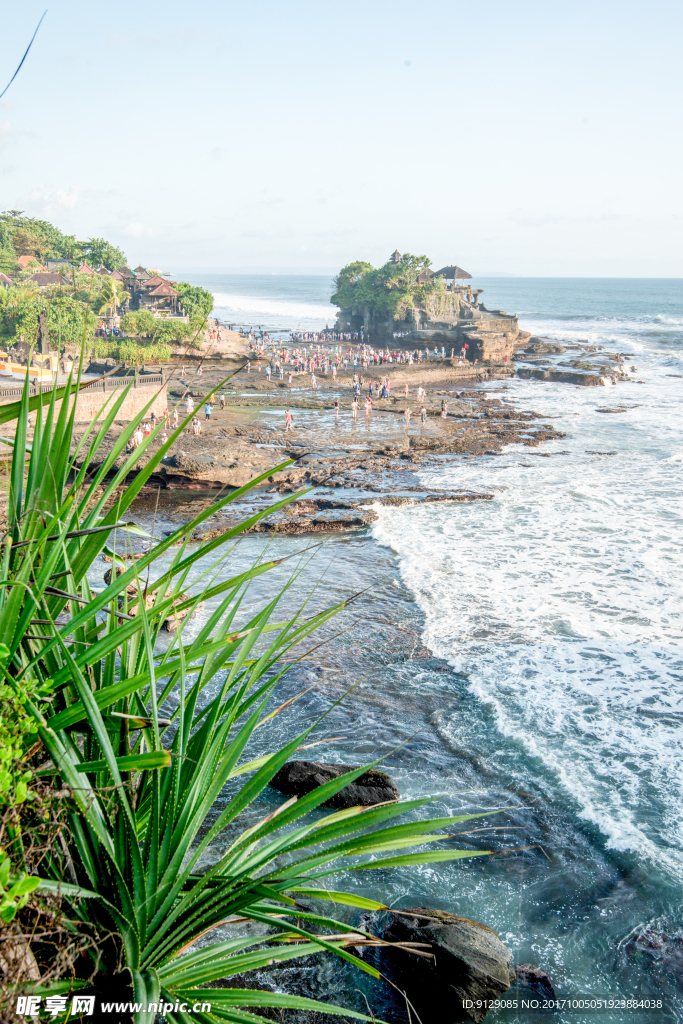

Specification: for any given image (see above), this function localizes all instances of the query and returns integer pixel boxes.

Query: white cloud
[21,186,82,217]
[123,222,162,238]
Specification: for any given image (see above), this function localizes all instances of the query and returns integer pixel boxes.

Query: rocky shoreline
[77,335,647,1022]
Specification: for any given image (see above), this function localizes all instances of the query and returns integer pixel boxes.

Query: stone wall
[0,379,168,424]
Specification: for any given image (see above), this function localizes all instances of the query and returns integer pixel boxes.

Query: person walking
[351,397,358,419]
[220,393,225,410]
[171,408,178,429]
[205,402,212,422]
[285,409,293,432]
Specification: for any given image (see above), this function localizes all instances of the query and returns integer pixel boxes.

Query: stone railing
[0,373,164,402]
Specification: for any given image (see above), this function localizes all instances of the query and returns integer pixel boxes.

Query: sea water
[172,273,683,1021]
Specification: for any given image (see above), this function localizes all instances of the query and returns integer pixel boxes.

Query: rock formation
[382,907,514,1023]
[269,760,399,809]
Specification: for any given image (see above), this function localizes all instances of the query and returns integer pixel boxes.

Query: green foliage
[91,338,171,364]
[0,212,127,271]
[0,369,493,1020]
[153,318,192,344]
[175,281,214,320]
[332,253,444,322]
[0,287,86,346]
[3,293,98,347]
[0,647,43,808]
[93,277,128,315]
[0,850,40,923]
[0,211,80,263]
[80,237,127,272]
[0,224,18,274]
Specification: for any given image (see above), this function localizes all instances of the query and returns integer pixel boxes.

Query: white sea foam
[373,335,683,879]
[211,292,337,327]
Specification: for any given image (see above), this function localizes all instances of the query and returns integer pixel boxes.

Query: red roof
[17,255,43,269]
[78,263,96,275]
[148,281,178,297]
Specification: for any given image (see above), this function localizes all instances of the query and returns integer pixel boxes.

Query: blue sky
[1,0,681,276]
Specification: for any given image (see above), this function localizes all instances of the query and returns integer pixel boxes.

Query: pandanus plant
[0,364,491,1023]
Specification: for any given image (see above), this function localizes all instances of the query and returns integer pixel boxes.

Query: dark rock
[517,367,605,386]
[382,907,512,1023]
[514,963,555,1000]
[269,760,399,809]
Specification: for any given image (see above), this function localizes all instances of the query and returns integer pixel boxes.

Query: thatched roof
[389,249,401,263]
[434,265,472,280]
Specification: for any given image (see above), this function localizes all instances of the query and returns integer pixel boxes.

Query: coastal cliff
[332,251,522,362]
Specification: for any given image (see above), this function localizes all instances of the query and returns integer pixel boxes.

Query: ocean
[173,272,683,1021]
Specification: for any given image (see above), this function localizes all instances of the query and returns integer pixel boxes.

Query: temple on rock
[332,251,522,363]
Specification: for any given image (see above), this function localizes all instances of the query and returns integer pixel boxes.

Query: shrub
[0,370,491,1020]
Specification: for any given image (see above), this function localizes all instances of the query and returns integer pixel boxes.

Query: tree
[175,281,214,320]
[0,224,18,274]
[79,237,127,272]
[331,254,442,323]
[94,277,128,315]
[154,318,192,344]
[135,310,157,337]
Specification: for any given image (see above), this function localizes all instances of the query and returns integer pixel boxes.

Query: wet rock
[382,907,513,1023]
[514,963,555,999]
[523,337,567,354]
[625,920,683,975]
[270,760,399,809]
[516,368,605,386]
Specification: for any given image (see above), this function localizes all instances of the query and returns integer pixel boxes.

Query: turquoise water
[168,274,683,1021]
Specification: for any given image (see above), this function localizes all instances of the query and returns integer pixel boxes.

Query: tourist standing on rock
[172,408,178,429]
[351,397,358,419]
[404,382,409,398]
[311,371,316,389]
[365,396,372,416]
[192,416,201,435]
[334,399,339,418]
[186,396,194,416]
[204,403,212,422]
[404,407,411,429]
[441,401,448,418]
[219,393,225,410]
[285,409,293,432]
[150,410,156,429]
[420,406,427,427]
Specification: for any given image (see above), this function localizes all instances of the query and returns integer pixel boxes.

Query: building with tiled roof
[27,272,71,288]
[17,255,43,270]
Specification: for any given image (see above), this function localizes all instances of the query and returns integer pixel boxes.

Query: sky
[1,0,682,277]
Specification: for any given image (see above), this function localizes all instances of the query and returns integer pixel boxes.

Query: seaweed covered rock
[269,760,399,809]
